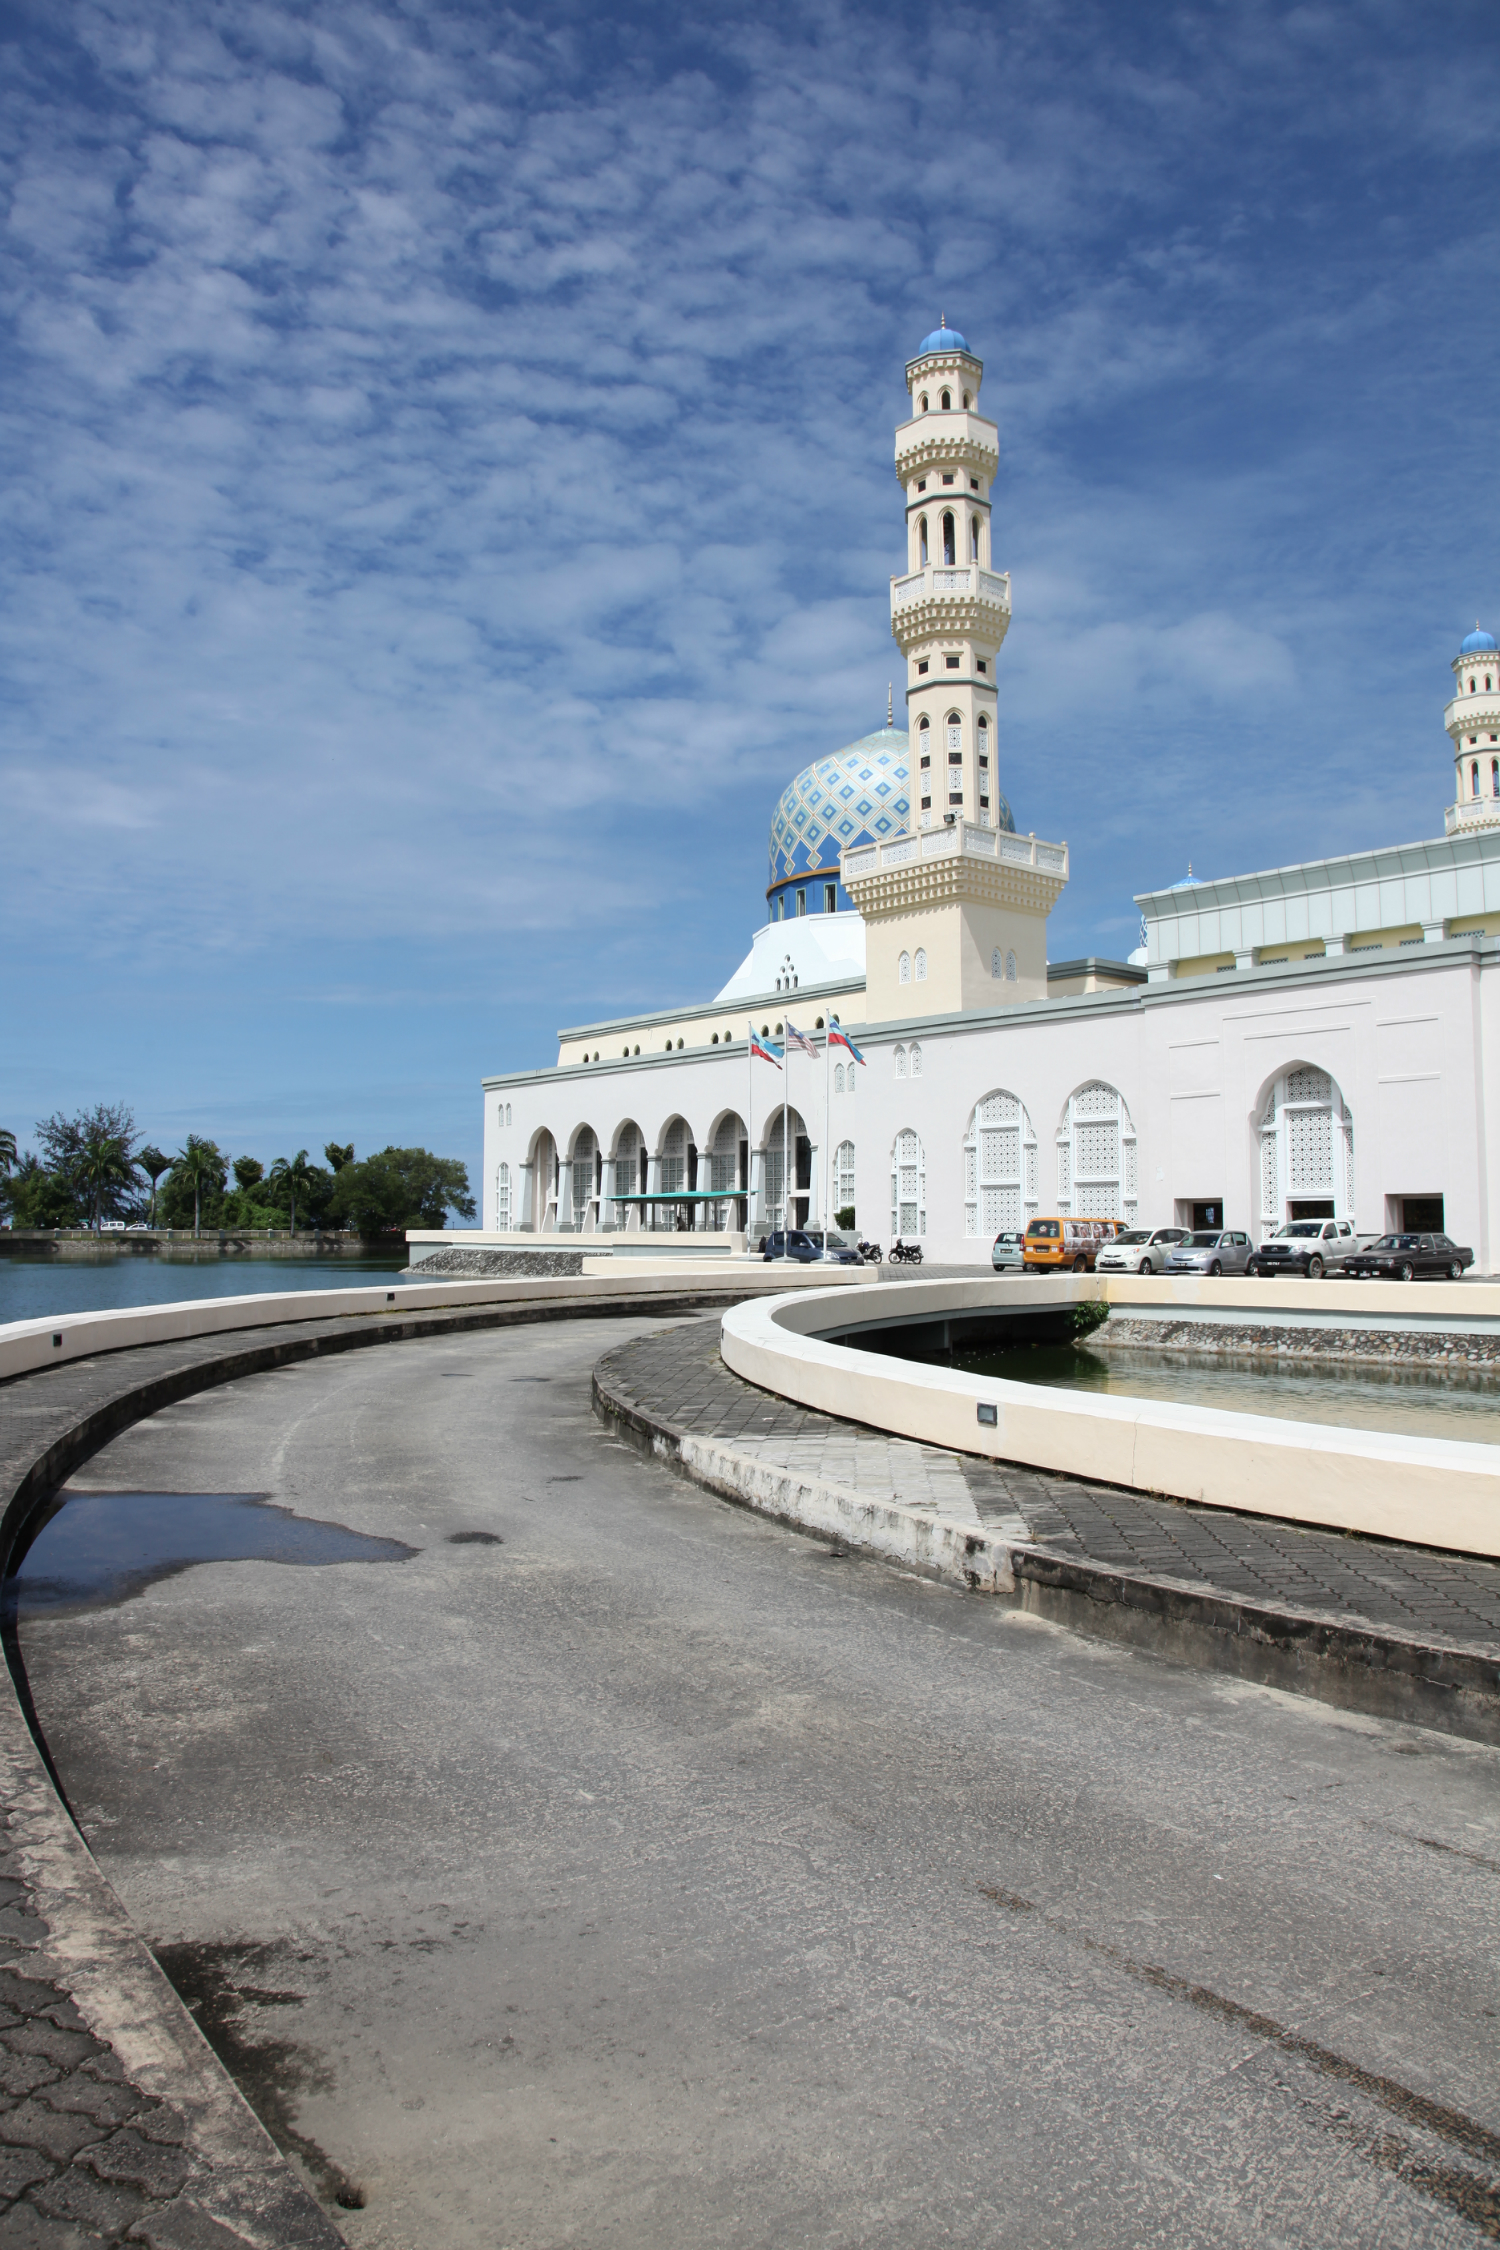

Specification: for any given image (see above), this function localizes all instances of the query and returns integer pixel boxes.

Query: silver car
[1094,1226,1191,1276]
[991,1229,1026,1272]
[1163,1228,1253,1277]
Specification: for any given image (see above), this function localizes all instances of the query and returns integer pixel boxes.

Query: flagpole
[824,1023,831,1239]
[746,1020,753,1244]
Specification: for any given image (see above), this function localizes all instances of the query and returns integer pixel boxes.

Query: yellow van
[1023,1216,1119,1272]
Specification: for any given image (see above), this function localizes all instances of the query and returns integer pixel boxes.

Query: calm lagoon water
[0,1253,411,1327]
[957,1342,1500,1448]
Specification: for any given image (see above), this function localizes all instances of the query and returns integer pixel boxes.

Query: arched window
[940,388,951,410]
[992,947,1003,978]
[970,515,980,560]
[919,516,929,566]
[942,511,955,565]
[962,390,971,408]
[1006,950,1017,981]
[1470,679,1477,694]
[910,1042,922,1078]
[1258,1065,1354,1234]
[891,1129,926,1238]
[919,392,929,413]
[495,1162,511,1230]
[964,1091,1039,1235]
[1493,757,1499,795]
[835,1139,856,1219]
[914,947,927,982]
[1488,675,1494,691]
[1474,762,1481,797]
[917,715,931,757]
[506,1104,513,1127]
[976,714,988,760]
[834,1062,845,1095]
[1056,1082,1137,1224]
[894,1044,907,1078]
[898,951,911,984]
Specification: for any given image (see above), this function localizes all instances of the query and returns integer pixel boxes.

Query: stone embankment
[404,1246,591,1279]
[0,1231,375,1262]
[1095,1317,1500,1369]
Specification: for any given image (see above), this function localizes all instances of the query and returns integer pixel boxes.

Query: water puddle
[4,1489,416,1620]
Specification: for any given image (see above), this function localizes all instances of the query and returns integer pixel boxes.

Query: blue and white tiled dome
[766,728,911,914]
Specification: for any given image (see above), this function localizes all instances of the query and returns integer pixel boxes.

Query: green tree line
[0,1107,474,1238]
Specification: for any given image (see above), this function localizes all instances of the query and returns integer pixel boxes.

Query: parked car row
[990,1216,1476,1278]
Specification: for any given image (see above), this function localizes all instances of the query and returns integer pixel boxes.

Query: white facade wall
[482,938,1500,1269]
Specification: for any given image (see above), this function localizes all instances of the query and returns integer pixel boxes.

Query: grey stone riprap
[594,1321,1500,1738]
[404,1246,594,1278]
[1096,1316,1500,1367]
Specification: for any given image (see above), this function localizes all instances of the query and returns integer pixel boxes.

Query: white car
[990,1229,1026,1272]
[1094,1226,1191,1276]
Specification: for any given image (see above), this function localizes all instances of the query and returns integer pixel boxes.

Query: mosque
[478,326,1500,1268]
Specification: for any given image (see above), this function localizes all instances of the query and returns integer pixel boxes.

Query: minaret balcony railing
[844,821,1066,881]
[890,562,1011,618]
[1445,798,1500,836]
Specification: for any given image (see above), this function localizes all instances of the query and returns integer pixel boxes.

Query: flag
[827,1021,865,1066]
[749,1023,783,1067]
[783,1017,820,1059]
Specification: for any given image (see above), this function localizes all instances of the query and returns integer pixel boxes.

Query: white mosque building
[478,326,1500,1268]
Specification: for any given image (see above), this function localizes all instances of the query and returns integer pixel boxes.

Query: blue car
[762,1229,862,1265]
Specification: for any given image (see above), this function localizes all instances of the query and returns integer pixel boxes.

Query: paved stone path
[600,1320,1500,1655]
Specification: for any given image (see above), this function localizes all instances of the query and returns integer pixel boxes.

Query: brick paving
[600,1319,1500,1656]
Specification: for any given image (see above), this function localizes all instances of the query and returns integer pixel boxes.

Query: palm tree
[76,1129,138,1231]
[268,1148,317,1235]
[0,1128,16,1178]
[138,1146,170,1227]
[172,1136,223,1238]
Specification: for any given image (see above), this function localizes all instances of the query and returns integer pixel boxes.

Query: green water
[955,1342,1500,1447]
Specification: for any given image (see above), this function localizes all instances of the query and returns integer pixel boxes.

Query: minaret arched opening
[970,514,980,560]
[918,515,929,565]
[942,511,955,565]
[940,388,951,409]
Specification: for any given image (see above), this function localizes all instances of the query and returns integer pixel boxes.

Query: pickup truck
[1247,1219,1371,1278]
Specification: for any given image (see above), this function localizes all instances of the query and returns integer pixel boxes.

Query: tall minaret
[1446,626,1500,834]
[890,324,1010,830]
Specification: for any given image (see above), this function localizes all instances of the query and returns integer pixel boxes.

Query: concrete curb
[0,1283,765,2247]
[592,1350,1500,1748]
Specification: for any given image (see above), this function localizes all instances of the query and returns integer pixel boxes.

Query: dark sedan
[1339,1233,1473,1281]
[761,1229,862,1265]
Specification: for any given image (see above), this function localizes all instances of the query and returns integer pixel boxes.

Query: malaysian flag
[748,1024,783,1067]
[827,1022,865,1066]
[783,1017,820,1059]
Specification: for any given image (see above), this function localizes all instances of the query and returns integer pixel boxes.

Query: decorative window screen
[910,1043,922,1078]
[895,1045,907,1078]
[659,1121,686,1197]
[570,1128,596,1228]
[899,952,911,984]
[915,949,927,982]
[1258,1065,1354,1233]
[890,1129,926,1238]
[992,948,1003,977]
[1055,1082,1137,1224]
[709,1115,738,1195]
[834,1063,845,1095]
[495,1164,510,1230]
[947,724,962,752]
[963,1090,1038,1236]
[835,1140,856,1213]
[762,1145,784,1227]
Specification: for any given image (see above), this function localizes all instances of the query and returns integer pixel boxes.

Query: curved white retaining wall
[0,1261,870,1386]
[720,1275,1500,1559]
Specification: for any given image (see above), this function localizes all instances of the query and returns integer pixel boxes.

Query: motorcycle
[857,1239,883,1264]
[889,1239,924,1266]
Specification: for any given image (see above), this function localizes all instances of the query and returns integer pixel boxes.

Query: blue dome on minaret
[1460,626,1497,655]
[917,323,968,354]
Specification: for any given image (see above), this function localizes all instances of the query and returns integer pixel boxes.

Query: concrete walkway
[17,1317,1500,2249]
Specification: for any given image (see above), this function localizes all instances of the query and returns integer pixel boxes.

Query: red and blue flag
[748,1023,783,1067]
[827,1022,865,1066]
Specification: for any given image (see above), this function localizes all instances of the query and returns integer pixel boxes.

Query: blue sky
[2,0,1497,1200]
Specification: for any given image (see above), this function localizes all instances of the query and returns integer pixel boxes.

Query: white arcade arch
[1056,1082,1137,1225]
